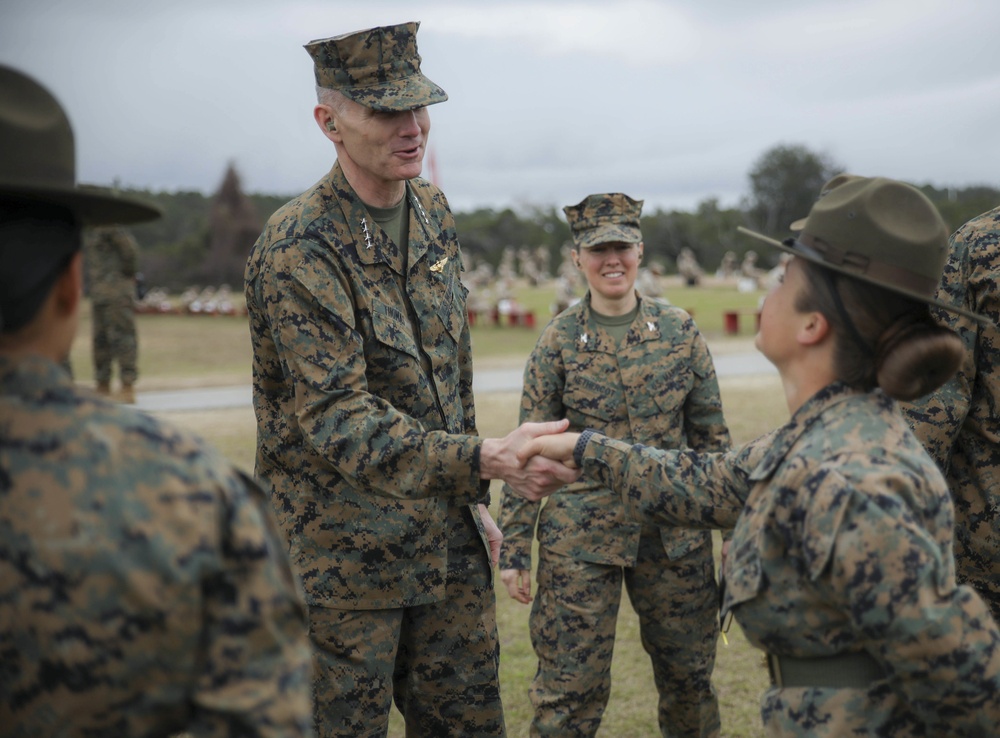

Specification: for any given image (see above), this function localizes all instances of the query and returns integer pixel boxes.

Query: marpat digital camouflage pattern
[0,355,313,737]
[499,294,730,737]
[85,225,139,388]
[902,205,1000,621]
[305,21,447,112]
[245,161,489,609]
[245,161,504,735]
[580,382,1000,736]
[563,193,643,250]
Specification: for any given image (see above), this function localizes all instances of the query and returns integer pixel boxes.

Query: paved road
[136,352,775,414]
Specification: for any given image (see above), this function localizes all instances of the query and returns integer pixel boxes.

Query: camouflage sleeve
[498,327,566,570]
[814,472,1000,732]
[119,229,139,279]
[456,275,491,503]
[457,276,478,436]
[260,237,482,502]
[901,225,976,470]
[582,433,755,530]
[682,326,732,453]
[192,470,313,737]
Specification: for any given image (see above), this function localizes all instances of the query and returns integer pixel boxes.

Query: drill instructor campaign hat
[788,173,864,231]
[738,176,988,324]
[305,21,448,112]
[564,193,644,250]
[0,65,160,225]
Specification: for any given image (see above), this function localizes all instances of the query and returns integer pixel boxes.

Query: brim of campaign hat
[0,183,161,225]
[737,225,988,324]
[340,74,448,112]
[575,223,643,250]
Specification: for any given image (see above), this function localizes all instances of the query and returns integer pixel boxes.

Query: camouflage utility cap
[739,176,988,323]
[305,21,447,112]
[564,193,644,249]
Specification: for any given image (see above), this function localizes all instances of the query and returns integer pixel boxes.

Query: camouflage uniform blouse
[499,294,730,569]
[0,356,312,737]
[902,206,1000,615]
[580,382,1000,736]
[86,225,138,304]
[245,162,488,610]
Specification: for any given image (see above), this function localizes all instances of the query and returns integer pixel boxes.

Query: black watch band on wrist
[574,428,598,469]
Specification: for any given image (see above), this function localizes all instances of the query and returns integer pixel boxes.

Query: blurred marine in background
[86,224,140,402]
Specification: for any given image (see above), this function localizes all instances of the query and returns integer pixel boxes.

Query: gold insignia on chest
[430,257,448,273]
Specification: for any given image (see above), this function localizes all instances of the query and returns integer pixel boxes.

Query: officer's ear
[314,105,341,143]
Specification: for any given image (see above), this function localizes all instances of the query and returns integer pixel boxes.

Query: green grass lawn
[82,278,780,737]
[67,277,765,388]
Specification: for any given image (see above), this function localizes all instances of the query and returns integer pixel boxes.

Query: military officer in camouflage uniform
[0,65,313,737]
[519,178,1000,736]
[901,205,1000,622]
[86,223,140,402]
[244,23,574,738]
[498,193,730,737]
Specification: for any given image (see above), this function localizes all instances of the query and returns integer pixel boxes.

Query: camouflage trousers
[91,299,137,385]
[309,511,505,738]
[528,533,721,738]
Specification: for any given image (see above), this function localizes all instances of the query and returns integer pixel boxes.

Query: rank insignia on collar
[361,217,373,249]
[430,257,448,273]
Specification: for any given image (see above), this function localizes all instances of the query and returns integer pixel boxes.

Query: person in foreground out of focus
[0,64,314,737]
[516,176,1000,736]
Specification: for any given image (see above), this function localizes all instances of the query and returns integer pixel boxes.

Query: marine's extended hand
[517,431,581,471]
[480,419,578,501]
[500,568,532,604]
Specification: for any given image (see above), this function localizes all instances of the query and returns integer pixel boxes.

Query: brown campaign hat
[564,193,644,249]
[0,65,160,225]
[789,173,864,231]
[739,176,988,323]
[305,21,447,112]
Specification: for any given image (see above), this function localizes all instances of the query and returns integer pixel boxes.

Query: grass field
[73,279,783,737]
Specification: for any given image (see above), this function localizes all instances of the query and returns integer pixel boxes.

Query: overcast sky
[3,0,999,213]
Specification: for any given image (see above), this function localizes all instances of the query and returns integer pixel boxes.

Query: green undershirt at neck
[592,303,639,344]
[366,196,410,263]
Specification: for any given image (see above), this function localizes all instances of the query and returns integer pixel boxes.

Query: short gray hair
[316,86,348,114]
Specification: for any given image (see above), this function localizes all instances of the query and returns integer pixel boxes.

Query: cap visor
[341,75,448,112]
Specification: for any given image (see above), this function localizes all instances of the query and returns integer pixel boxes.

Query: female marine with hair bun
[517,177,1000,736]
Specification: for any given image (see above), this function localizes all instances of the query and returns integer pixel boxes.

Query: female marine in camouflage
[498,193,730,737]
[519,177,1000,736]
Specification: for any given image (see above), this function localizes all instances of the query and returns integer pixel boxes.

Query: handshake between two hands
[483,419,585,503]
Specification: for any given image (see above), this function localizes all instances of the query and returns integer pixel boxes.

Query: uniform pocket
[370,300,421,361]
[563,374,618,426]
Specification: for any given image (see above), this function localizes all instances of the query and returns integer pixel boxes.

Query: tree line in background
[122,145,1000,292]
